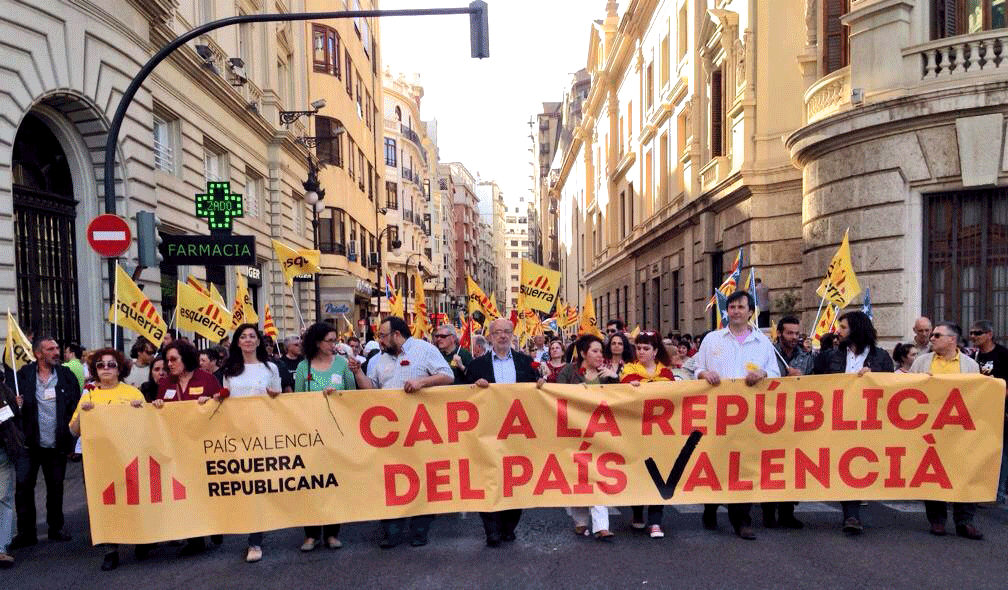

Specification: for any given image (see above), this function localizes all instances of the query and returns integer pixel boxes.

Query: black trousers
[761,502,796,521]
[840,500,861,521]
[479,509,522,541]
[924,501,976,526]
[303,524,341,540]
[381,515,434,541]
[704,503,752,529]
[632,505,664,527]
[15,447,67,538]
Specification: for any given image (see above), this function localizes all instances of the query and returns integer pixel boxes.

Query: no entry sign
[87,214,131,257]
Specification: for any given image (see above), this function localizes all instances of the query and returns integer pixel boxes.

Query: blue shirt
[491,348,518,384]
[35,370,58,448]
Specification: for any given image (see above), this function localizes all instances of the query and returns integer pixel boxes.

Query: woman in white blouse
[216,323,282,562]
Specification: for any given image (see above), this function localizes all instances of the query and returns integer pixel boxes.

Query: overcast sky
[378,0,603,206]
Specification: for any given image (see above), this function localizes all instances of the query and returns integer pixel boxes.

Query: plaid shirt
[366,337,453,390]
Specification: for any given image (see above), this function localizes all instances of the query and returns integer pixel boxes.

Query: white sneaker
[300,538,319,552]
[649,525,664,538]
[246,546,262,562]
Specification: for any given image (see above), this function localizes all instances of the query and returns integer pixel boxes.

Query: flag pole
[290,284,306,330]
[6,309,22,401]
[810,293,828,336]
[113,263,120,350]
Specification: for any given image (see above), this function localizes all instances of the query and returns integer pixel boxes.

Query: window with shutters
[345,49,352,96]
[386,181,398,209]
[823,0,850,75]
[709,67,724,158]
[315,116,343,168]
[934,0,1007,38]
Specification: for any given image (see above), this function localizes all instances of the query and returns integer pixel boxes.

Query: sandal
[594,530,615,542]
[574,525,589,536]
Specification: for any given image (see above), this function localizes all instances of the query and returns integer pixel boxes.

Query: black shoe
[763,514,778,528]
[955,523,983,540]
[9,535,37,550]
[735,526,757,540]
[702,507,718,531]
[134,544,153,561]
[379,533,404,549]
[842,517,864,535]
[485,533,502,547]
[502,531,516,542]
[409,534,429,547]
[779,516,804,530]
[179,539,206,556]
[48,530,72,542]
[210,535,223,546]
[100,551,119,571]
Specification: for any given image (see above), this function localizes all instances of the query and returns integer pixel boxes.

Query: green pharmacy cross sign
[196,181,244,230]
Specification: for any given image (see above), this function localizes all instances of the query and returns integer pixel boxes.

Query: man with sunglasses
[910,323,984,539]
[969,320,1008,504]
[433,325,472,384]
[605,319,624,340]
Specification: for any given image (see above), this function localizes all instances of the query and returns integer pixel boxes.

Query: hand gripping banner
[81,373,1004,544]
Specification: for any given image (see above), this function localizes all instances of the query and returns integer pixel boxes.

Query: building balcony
[804,66,850,125]
[903,30,1008,90]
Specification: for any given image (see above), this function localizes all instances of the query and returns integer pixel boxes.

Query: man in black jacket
[11,336,80,548]
[465,318,540,547]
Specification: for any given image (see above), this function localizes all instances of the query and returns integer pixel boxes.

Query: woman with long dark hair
[218,324,282,563]
[604,332,634,375]
[294,322,358,552]
[813,310,893,535]
[139,357,166,403]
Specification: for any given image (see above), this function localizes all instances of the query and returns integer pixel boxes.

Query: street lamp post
[302,156,326,323]
[375,226,402,319]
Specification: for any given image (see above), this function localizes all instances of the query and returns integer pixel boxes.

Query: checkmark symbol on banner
[645,430,704,500]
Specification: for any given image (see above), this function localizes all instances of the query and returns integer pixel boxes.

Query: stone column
[842,0,914,97]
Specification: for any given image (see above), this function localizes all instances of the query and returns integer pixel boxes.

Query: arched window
[394,105,402,121]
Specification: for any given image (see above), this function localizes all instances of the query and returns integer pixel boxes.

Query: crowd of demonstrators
[2,298,1007,569]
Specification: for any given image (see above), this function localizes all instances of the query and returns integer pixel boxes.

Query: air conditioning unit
[347,241,357,262]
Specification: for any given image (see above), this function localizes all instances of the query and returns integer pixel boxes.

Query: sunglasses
[606,329,618,334]
[969,330,987,336]
[929,332,950,339]
[95,361,118,369]
[433,334,450,339]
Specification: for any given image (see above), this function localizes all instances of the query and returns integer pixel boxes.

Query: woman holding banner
[619,331,677,538]
[214,324,282,563]
[139,357,166,403]
[67,348,145,571]
[813,310,894,535]
[554,335,618,541]
[293,322,357,552]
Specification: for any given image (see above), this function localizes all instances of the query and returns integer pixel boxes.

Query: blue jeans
[0,448,14,553]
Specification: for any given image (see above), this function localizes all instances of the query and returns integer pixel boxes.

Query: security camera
[310,98,326,111]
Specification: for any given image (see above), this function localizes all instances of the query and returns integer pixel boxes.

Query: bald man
[912,317,932,355]
[465,318,541,547]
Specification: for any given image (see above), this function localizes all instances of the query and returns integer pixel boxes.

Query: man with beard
[352,316,453,548]
[465,318,541,547]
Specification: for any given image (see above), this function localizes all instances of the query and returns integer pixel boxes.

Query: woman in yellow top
[68,347,145,572]
[618,331,677,538]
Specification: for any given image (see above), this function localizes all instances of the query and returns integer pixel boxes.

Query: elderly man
[465,318,541,547]
[472,334,489,358]
[12,335,80,549]
[911,322,983,539]
[970,320,1008,504]
[433,325,472,384]
[911,316,932,355]
[353,316,454,548]
[531,334,548,362]
[694,291,780,541]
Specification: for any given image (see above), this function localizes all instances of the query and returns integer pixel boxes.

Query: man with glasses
[970,320,1008,504]
[433,325,472,384]
[126,337,157,388]
[465,318,541,547]
[352,316,454,548]
[605,319,625,340]
[910,322,984,540]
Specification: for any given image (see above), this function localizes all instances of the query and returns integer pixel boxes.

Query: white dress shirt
[366,337,453,390]
[491,348,518,384]
[845,348,870,374]
[693,327,781,379]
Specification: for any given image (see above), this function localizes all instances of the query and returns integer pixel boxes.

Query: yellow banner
[107,264,166,346]
[176,281,231,342]
[4,310,34,370]
[231,272,258,328]
[816,229,862,308]
[466,274,500,322]
[80,374,1004,544]
[273,239,321,287]
[519,259,561,313]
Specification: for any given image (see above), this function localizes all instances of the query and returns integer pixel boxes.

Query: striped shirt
[694,327,781,380]
[366,337,453,390]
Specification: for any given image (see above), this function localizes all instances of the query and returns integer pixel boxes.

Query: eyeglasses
[95,361,118,369]
[930,332,950,339]
[969,330,988,336]
[433,334,450,339]
[490,330,512,336]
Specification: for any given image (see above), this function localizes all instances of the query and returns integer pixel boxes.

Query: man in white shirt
[353,316,453,548]
[694,290,780,541]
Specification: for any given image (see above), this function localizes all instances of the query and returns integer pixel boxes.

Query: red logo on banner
[102,457,187,505]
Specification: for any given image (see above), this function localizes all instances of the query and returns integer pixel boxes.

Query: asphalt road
[6,462,1008,590]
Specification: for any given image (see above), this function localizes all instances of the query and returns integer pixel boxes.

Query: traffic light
[470,1,489,59]
[136,210,163,267]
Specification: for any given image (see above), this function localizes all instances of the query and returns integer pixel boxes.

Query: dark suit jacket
[465,349,540,384]
[17,363,81,453]
[813,345,894,375]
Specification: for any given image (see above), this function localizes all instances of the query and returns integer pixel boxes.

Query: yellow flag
[812,303,838,348]
[273,239,321,287]
[262,304,278,340]
[578,289,601,337]
[176,281,231,342]
[4,310,35,370]
[816,230,862,308]
[629,325,640,340]
[519,258,561,313]
[186,275,210,298]
[466,274,500,322]
[107,264,166,346]
[231,272,259,329]
[209,283,228,309]
[410,271,430,339]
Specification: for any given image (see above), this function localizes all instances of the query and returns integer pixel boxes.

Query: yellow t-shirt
[70,382,145,426]
[930,353,962,375]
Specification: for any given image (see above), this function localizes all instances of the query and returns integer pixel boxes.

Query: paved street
[5,462,1008,589]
